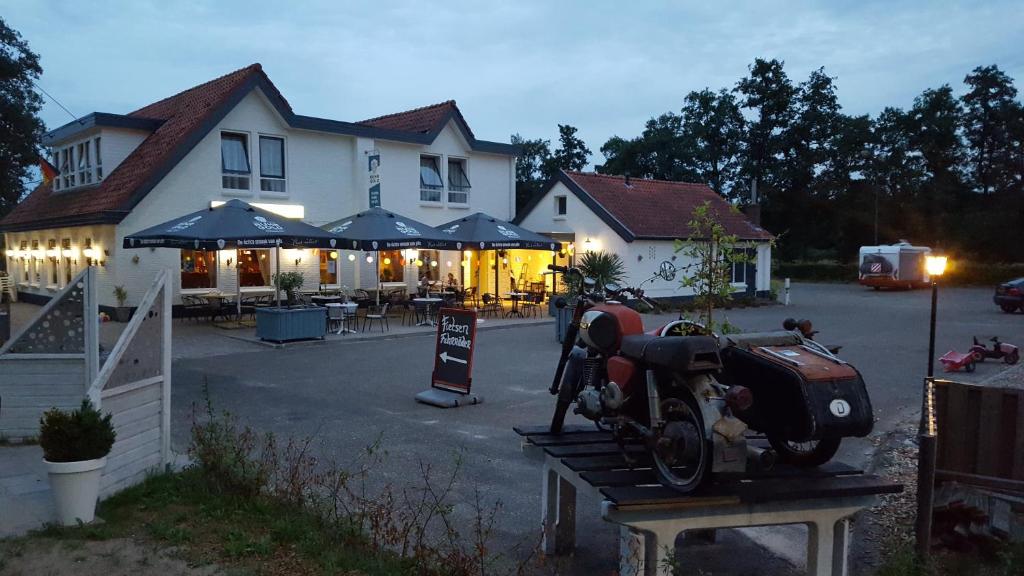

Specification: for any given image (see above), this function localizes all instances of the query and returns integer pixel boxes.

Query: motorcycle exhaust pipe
[747,445,777,473]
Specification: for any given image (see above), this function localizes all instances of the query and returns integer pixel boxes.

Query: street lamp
[916,254,947,561]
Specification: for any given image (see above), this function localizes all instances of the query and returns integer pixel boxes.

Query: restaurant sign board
[431,308,477,394]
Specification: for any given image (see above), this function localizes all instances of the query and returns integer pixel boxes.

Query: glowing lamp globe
[925,256,947,277]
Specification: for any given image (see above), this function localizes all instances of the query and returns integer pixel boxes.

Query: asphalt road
[168,282,1023,575]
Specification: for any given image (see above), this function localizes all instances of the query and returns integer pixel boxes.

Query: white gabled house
[1,64,518,311]
[515,171,774,299]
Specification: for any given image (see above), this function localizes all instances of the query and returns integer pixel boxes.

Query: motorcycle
[548,263,874,492]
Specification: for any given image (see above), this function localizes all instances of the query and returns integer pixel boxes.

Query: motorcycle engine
[574,389,603,419]
[579,310,619,354]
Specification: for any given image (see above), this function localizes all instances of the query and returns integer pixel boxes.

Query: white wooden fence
[0,267,173,499]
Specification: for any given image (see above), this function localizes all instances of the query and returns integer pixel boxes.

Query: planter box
[255,307,326,342]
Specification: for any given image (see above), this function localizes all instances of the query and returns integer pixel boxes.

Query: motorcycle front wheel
[651,390,711,493]
[768,435,841,467]
[549,377,578,434]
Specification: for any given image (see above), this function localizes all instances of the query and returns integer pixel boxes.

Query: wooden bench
[515,425,901,576]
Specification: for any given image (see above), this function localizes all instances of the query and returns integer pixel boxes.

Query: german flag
[39,155,59,185]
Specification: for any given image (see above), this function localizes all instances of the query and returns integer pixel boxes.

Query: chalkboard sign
[431,307,477,394]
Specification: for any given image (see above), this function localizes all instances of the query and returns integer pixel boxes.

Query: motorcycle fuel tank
[578,303,644,354]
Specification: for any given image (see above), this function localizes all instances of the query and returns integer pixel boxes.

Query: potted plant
[39,399,116,525]
[112,285,131,322]
[272,271,305,307]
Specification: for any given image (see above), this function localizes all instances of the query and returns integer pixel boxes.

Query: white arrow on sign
[439,351,467,365]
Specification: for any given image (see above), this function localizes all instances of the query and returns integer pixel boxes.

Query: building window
[221,132,251,190]
[415,250,441,284]
[379,250,404,283]
[730,249,754,284]
[76,141,92,184]
[419,156,443,202]
[47,239,58,286]
[95,137,103,180]
[319,250,338,285]
[555,195,567,216]
[60,146,74,188]
[238,249,270,286]
[447,159,470,204]
[61,238,73,285]
[259,136,286,193]
[181,249,217,289]
[20,241,29,282]
[31,240,40,285]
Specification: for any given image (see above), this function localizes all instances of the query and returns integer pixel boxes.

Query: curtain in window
[259,136,284,178]
[420,157,443,188]
[221,134,250,173]
[448,161,470,188]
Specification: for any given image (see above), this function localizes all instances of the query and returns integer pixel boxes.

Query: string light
[348,254,356,262]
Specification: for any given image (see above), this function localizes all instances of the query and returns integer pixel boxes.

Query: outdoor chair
[465,286,479,308]
[362,303,390,332]
[521,291,544,318]
[399,297,420,326]
[481,293,502,318]
[326,304,356,334]
[180,295,208,322]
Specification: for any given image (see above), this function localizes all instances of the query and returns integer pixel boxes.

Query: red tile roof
[358,100,474,139]
[561,171,772,241]
[1,64,269,231]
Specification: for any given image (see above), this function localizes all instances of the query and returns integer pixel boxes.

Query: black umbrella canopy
[122,199,340,250]
[322,207,459,251]
[437,212,560,251]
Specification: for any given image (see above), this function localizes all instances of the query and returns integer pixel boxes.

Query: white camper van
[858,242,932,289]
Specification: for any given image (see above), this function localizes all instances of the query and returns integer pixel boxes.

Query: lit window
[20,241,29,282]
[181,249,217,289]
[48,239,58,286]
[555,195,567,216]
[61,147,74,188]
[259,136,286,193]
[238,249,270,286]
[221,133,251,190]
[447,159,471,204]
[77,142,92,184]
[419,156,443,202]
[319,250,338,285]
[61,238,72,285]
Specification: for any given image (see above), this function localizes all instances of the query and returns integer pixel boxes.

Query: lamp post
[916,254,947,561]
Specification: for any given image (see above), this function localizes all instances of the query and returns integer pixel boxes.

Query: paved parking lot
[160,282,1023,574]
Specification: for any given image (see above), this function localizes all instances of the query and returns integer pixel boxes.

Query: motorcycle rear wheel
[652,390,711,493]
[768,435,841,467]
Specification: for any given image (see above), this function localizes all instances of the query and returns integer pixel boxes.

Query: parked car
[994,277,1024,313]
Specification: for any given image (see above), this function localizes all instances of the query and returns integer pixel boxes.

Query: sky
[4,1,1023,165]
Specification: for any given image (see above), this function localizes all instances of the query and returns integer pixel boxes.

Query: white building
[1,64,518,311]
[515,171,773,299]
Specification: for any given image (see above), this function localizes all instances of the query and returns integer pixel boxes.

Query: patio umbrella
[322,207,460,305]
[123,199,340,315]
[436,212,560,298]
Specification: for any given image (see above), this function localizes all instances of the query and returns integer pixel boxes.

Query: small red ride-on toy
[970,336,1020,365]
[939,350,977,373]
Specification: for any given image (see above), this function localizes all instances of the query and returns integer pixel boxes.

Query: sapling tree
[674,200,754,334]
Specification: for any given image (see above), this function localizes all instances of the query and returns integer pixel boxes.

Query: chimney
[742,178,761,225]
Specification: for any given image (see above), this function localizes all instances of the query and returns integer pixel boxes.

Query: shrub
[113,285,128,307]
[39,399,116,462]
[272,271,305,305]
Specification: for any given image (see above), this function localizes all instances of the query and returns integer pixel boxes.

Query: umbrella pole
[494,249,499,301]
[275,245,281,308]
[375,250,381,307]
[236,248,242,322]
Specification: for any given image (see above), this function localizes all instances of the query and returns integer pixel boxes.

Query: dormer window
[51,136,103,191]
[419,155,443,202]
[447,159,470,204]
[221,132,251,190]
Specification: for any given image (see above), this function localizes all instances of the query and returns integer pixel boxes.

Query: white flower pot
[44,457,106,526]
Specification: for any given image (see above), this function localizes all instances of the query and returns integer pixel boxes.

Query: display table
[255,307,326,342]
[515,425,901,576]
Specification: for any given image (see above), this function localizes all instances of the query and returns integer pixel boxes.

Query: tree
[545,124,591,175]
[0,17,45,217]
[961,65,1019,194]
[679,88,746,198]
[734,58,796,206]
[674,201,752,335]
[908,85,965,246]
[510,133,551,212]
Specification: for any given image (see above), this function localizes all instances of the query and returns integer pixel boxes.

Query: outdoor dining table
[311,295,345,306]
[326,302,359,334]
[412,297,443,326]
[504,292,529,318]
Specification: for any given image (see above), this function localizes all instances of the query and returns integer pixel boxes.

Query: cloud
[6,0,1022,164]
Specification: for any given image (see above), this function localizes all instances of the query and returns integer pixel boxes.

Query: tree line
[514,59,1024,263]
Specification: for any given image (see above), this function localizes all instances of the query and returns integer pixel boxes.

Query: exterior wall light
[329,251,338,260]
[365,254,374,263]
[348,253,356,262]
[383,257,392,265]
[583,238,594,252]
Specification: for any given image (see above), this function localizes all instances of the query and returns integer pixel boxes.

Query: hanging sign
[431,307,477,394]
[367,149,381,208]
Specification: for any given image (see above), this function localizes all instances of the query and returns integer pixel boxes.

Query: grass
[15,468,420,576]
[877,543,1024,576]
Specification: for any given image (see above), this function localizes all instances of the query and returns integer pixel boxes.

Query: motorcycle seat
[619,335,722,374]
